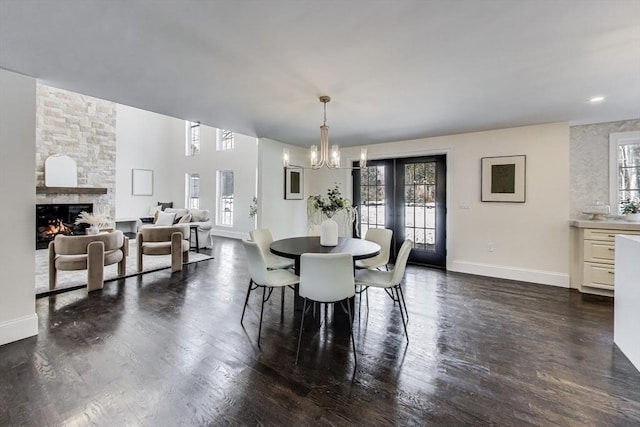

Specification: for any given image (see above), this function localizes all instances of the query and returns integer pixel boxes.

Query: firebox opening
[36,203,93,249]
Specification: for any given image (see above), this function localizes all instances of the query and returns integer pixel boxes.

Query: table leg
[189,226,200,253]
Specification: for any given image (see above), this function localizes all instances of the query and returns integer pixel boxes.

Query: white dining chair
[355,228,393,271]
[250,229,295,319]
[354,239,413,342]
[249,228,295,270]
[355,228,393,313]
[241,240,299,346]
[295,252,357,366]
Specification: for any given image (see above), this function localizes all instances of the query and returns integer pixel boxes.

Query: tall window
[186,173,200,209]
[217,129,234,151]
[610,132,640,213]
[218,170,234,226]
[186,121,200,156]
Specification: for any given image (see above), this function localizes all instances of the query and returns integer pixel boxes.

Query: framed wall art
[481,155,526,202]
[284,166,304,200]
[132,168,154,196]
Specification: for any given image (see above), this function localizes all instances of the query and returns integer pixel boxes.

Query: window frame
[186,172,200,209]
[609,131,640,214]
[217,129,234,151]
[217,170,234,226]
[186,121,201,156]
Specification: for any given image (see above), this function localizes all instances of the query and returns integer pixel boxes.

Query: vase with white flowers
[308,184,357,246]
[621,197,640,222]
[75,211,112,235]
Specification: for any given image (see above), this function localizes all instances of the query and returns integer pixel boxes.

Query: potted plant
[621,197,640,222]
[75,211,112,235]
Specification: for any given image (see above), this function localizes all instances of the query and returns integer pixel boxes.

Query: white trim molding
[211,229,249,241]
[0,314,38,346]
[450,260,570,288]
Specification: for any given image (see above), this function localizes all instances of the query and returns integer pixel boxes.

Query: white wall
[168,125,259,239]
[115,104,181,219]
[257,138,309,239]
[319,122,570,287]
[0,69,38,345]
[116,107,259,239]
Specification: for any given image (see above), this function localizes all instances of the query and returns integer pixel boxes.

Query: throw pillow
[155,211,176,226]
[189,209,210,222]
[148,205,162,216]
[158,201,173,211]
[165,208,189,223]
[165,208,189,217]
[177,213,192,224]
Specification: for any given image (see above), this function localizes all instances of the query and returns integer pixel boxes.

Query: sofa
[137,207,213,249]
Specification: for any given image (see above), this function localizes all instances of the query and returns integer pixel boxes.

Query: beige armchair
[49,231,128,292]
[137,225,190,272]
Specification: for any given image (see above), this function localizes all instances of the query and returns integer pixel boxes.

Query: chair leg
[346,299,357,367]
[118,258,126,276]
[48,242,57,290]
[137,246,143,273]
[398,284,409,321]
[280,287,285,319]
[240,279,254,325]
[395,287,409,342]
[365,287,369,311]
[258,286,268,346]
[87,241,105,292]
[295,298,308,365]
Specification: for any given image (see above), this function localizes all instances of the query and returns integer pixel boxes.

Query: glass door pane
[357,163,390,237]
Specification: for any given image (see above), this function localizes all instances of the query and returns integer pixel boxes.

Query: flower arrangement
[74,211,112,229]
[249,197,258,218]
[308,184,355,218]
[307,184,359,237]
[621,197,640,214]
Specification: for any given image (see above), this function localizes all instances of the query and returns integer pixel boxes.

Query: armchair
[49,231,128,292]
[137,225,190,272]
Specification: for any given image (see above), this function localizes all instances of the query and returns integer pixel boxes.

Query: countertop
[569,219,640,230]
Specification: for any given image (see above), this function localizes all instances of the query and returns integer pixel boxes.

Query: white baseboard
[450,260,570,288]
[0,314,38,346]
[211,229,249,241]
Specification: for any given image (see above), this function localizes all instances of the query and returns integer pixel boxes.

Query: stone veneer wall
[35,84,117,217]
[570,118,640,218]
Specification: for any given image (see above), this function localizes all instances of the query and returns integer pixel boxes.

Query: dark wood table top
[270,236,380,260]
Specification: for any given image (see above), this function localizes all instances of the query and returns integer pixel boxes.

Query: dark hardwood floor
[1,237,639,426]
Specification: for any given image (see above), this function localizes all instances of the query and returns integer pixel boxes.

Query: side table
[189,224,199,253]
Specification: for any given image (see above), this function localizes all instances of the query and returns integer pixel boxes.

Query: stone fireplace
[35,203,93,249]
[35,83,117,222]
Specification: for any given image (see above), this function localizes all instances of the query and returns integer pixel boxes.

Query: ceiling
[1,0,639,148]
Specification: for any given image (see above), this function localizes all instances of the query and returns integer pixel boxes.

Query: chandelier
[283,96,367,169]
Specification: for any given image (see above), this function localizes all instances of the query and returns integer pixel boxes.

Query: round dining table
[270,236,381,313]
[270,236,381,275]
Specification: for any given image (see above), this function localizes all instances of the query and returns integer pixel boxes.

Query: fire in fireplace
[36,203,93,249]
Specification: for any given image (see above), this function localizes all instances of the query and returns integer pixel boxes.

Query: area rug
[35,240,213,295]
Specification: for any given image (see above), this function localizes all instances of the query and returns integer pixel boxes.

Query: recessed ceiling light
[589,96,605,103]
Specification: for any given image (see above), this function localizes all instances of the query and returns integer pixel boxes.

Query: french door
[353,155,446,268]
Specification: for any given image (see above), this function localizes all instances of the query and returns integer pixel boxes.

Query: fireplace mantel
[36,186,107,195]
